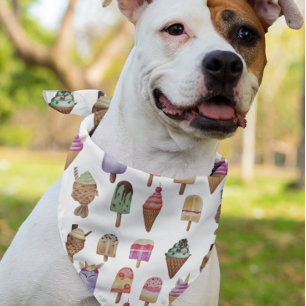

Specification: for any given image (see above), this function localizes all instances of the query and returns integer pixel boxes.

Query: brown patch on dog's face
[208,0,267,84]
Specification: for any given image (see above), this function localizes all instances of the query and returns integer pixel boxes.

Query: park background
[0,0,304,305]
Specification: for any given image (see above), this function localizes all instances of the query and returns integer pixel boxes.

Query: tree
[0,0,133,90]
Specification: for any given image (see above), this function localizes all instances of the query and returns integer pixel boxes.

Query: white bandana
[44,90,227,306]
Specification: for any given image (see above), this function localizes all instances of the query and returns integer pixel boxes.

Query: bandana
[44,89,227,306]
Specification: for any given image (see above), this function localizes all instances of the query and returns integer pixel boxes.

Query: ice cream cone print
[168,274,190,304]
[200,244,214,272]
[72,167,98,218]
[65,224,92,263]
[64,135,85,170]
[173,177,196,195]
[209,159,228,194]
[143,185,163,232]
[165,239,191,279]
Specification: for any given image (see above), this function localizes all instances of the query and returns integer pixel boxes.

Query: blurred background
[0,0,304,304]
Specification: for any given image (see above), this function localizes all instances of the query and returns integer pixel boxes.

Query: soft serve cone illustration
[169,274,190,304]
[143,185,163,232]
[165,239,191,279]
[72,167,98,218]
[65,224,92,263]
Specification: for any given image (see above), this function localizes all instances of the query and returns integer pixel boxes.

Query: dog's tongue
[198,102,235,120]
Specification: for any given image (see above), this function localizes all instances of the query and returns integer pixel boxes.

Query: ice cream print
[181,195,203,231]
[146,174,160,187]
[208,159,228,194]
[79,261,103,293]
[65,224,92,263]
[71,167,98,218]
[110,181,133,227]
[64,135,86,170]
[168,274,190,304]
[49,91,76,114]
[92,90,111,113]
[96,234,118,262]
[55,113,228,305]
[139,277,163,305]
[102,153,127,183]
[165,239,191,279]
[129,239,154,268]
[111,267,134,304]
[200,244,214,272]
[143,185,162,232]
[173,177,196,195]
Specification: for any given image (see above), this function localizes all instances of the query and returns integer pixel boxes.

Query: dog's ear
[103,0,151,23]
[247,0,304,30]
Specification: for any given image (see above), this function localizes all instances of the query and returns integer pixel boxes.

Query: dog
[0,0,303,305]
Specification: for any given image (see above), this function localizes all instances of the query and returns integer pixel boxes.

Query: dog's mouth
[153,89,247,136]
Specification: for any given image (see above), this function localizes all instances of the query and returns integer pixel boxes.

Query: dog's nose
[202,51,243,85]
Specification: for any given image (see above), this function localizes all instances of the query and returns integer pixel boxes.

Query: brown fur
[208,0,267,84]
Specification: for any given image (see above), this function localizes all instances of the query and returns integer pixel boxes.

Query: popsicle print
[111,267,134,304]
[173,177,196,195]
[110,181,133,227]
[96,234,118,262]
[139,277,163,305]
[129,239,154,268]
[102,153,127,183]
[181,195,203,231]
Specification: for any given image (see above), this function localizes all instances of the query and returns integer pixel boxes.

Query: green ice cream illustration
[49,91,76,114]
[76,171,96,185]
[165,239,191,279]
[110,181,133,228]
[165,239,191,259]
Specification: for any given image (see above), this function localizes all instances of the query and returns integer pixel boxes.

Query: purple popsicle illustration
[102,153,127,183]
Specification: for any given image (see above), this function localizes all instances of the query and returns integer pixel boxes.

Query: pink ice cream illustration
[111,267,134,304]
[168,274,190,304]
[102,153,127,183]
[64,135,85,170]
[129,239,154,268]
[139,277,163,305]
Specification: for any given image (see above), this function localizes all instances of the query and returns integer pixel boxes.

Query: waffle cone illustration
[92,90,110,113]
[66,224,92,263]
[94,110,107,130]
[208,175,225,194]
[165,239,191,279]
[72,167,98,218]
[143,185,162,232]
[143,209,160,232]
[64,135,85,170]
[169,274,190,304]
[166,257,188,279]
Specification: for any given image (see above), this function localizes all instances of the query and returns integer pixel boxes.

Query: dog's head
[104,0,303,140]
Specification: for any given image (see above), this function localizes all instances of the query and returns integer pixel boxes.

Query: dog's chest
[56,113,227,305]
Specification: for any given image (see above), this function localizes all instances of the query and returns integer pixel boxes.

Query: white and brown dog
[0,0,303,305]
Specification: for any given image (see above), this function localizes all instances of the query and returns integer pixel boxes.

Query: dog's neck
[92,48,219,179]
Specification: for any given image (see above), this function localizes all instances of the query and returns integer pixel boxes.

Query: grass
[0,148,304,305]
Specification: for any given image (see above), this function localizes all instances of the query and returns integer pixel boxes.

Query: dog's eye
[164,24,184,36]
[237,26,257,44]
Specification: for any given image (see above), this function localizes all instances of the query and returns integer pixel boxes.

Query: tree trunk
[241,96,257,183]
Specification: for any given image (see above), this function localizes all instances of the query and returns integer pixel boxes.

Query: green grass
[0,148,304,305]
